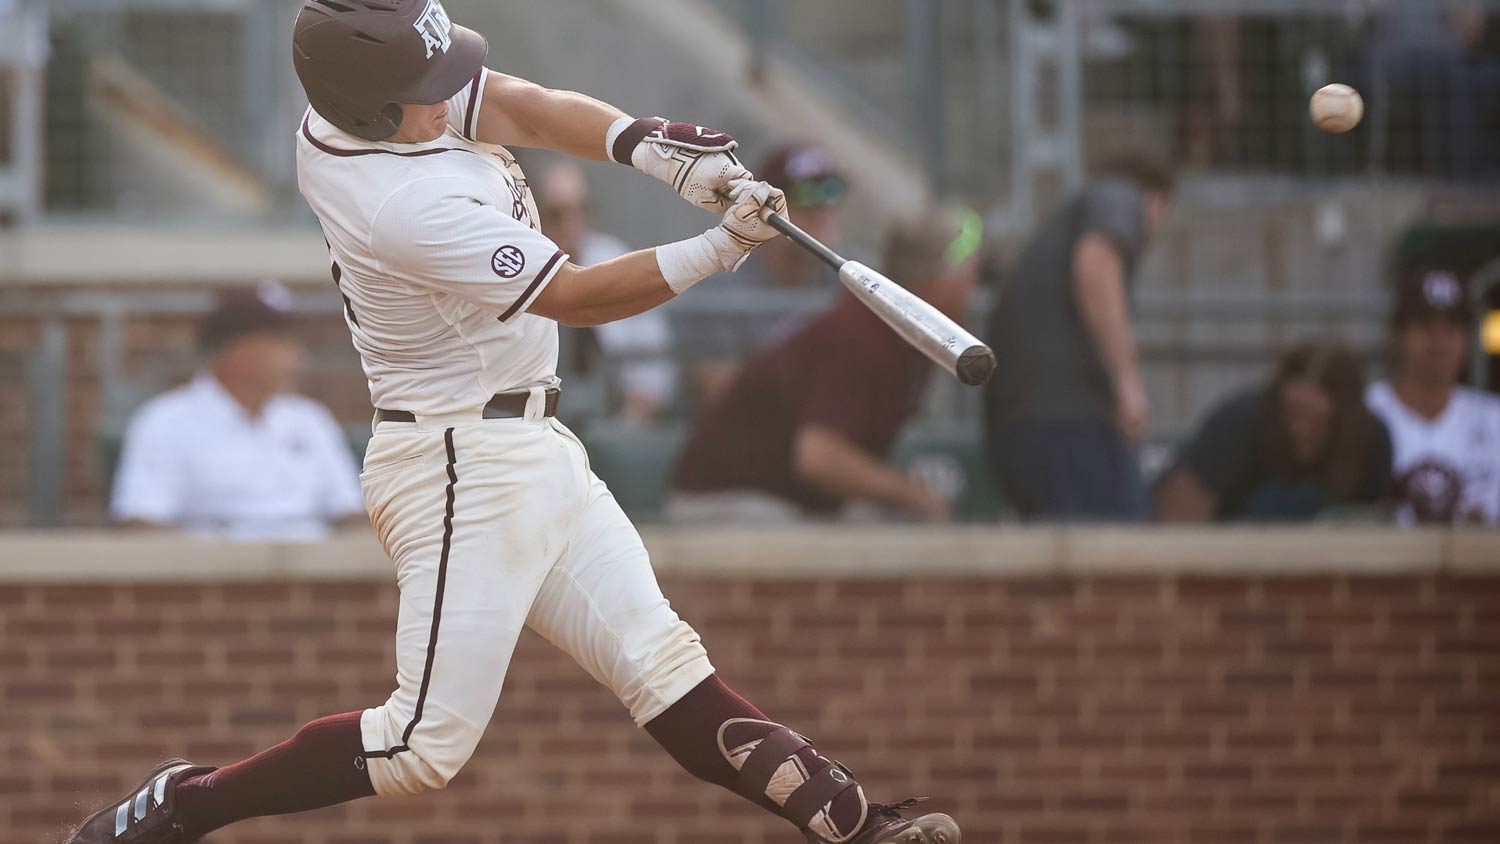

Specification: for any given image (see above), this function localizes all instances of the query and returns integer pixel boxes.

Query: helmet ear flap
[379,102,405,134]
[346,102,403,141]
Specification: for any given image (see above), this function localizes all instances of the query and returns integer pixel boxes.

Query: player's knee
[373,718,485,796]
[621,619,714,726]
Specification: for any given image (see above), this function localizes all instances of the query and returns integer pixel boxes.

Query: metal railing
[3,284,1400,526]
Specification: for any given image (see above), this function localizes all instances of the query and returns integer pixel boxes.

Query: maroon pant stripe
[362,427,459,761]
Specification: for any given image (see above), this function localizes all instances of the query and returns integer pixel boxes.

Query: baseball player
[66,3,960,844]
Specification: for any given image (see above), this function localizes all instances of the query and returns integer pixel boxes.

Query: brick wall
[2,572,1497,844]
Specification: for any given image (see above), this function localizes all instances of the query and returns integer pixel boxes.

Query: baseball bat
[766,213,996,387]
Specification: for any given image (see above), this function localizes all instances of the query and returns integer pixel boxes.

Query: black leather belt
[376,387,560,424]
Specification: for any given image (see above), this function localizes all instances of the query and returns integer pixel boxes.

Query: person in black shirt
[1155,341,1393,522]
[985,151,1176,521]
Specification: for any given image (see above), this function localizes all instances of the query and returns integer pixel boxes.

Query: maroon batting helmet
[293,0,488,142]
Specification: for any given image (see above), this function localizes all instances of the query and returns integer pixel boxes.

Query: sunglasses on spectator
[784,176,848,208]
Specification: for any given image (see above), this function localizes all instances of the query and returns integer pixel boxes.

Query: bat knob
[956,345,997,387]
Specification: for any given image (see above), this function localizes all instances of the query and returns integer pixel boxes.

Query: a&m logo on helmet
[413,0,453,60]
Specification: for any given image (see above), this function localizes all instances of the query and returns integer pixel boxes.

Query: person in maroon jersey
[670,206,983,524]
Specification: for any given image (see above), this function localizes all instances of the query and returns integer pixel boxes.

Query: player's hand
[716,178,787,254]
[1114,374,1151,444]
[629,119,751,213]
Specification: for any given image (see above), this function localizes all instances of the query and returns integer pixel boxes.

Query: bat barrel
[763,214,995,388]
[837,261,995,387]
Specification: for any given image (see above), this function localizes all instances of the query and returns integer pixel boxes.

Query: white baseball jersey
[1367,382,1500,525]
[296,69,568,416]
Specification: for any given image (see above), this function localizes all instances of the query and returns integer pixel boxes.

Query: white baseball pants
[355,401,714,797]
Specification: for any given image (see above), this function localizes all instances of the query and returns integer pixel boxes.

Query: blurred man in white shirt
[537,160,677,423]
[1367,269,1500,525]
[111,283,366,540]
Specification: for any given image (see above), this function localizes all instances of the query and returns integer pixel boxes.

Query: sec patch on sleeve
[491,245,526,279]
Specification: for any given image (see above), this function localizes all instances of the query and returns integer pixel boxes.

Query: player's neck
[388,125,445,145]
[1393,374,1456,422]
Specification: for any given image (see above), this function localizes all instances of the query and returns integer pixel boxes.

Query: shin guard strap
[782,763,860,828]
[734,727,809,802]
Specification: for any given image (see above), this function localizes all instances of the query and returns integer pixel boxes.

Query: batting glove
[705,178,787,270]
[608,117,751,214]
[655,180,787,293]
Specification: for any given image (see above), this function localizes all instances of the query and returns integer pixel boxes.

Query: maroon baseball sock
[174,711,375,836]
[645,674,867,839]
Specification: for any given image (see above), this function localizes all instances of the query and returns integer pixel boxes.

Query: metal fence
[8,0,1500,223]
[4,0,302,222]
[726,0,1500,229]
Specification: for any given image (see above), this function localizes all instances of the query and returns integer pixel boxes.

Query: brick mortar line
[0,527,1496,583]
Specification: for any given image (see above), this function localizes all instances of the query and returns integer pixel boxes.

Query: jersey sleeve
[1079,181,1147,269]
[372,177,569,323]
[444,69,486,141]
[1484,399,1500,523]
[110,403,186,526]
[446,68,489,142]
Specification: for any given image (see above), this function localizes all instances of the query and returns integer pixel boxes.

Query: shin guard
[718,719,868,843]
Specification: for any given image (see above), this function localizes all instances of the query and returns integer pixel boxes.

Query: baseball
[1310,83,1364,134]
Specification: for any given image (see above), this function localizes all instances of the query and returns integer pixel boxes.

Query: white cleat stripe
[133,787,150,822]
[153,765,191,806]
[114,803,129,836]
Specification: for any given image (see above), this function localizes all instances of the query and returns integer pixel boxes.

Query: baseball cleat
[812,800,961,844]
[65,759,212,844]
[863,813,961,844]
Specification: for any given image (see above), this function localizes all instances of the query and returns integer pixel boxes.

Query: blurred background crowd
[3,0,1500,538]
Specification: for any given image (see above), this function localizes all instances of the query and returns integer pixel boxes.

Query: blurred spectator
[1367,269,1500,524]
[668,206,982,524]
[1372,0,1500,177]
[682,142,851,400]
[1155,342,1393,522]
[735,143,848,291]
[111,283,365,540]
[983,151,1174,521]
[537,161,676,424]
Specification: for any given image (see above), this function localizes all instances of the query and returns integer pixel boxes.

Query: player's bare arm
[471,69,750,214]
[470,71,623,158]
[531,180,787,326]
